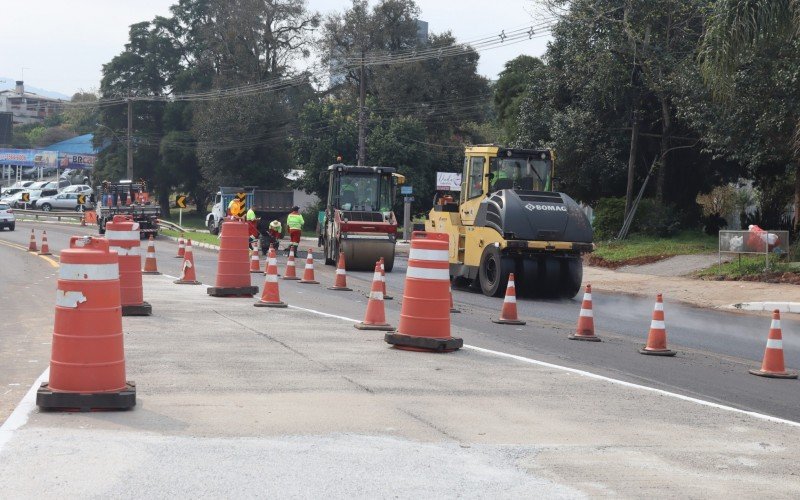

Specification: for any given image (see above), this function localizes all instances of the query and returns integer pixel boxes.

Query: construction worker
[246,208,258,245]
[287,206,304,254]
[228,197,242,218]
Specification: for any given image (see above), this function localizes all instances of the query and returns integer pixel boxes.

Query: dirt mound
[585,254,670,270]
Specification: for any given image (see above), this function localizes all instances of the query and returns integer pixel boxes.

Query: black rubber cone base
[384,295,394,301]
[569,333,601,342]
[749,368,799,379]
[207,286,259,297]
[639,347,677,357]
[282,276,300,281]
[254,301,288,308]
[491,317,526,325]
[299,280,320,284]
[451,308,461,313]
[328,286,353,291]
[385,332,463,352]
[38,252,52,256]
[142,270,161,275]
[174,279,201,285]
[122,302,152,316]
[355,322,395,331]
[37,381,136,411]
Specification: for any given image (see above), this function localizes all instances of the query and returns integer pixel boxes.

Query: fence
[718,229,790,270]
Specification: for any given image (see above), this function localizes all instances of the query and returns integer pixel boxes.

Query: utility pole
[357,50,366,166]
[126,98,133,180]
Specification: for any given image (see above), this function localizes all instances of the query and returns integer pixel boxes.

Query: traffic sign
[21,192,30,202]
[404,196,414,203]
[176,195,187,208]
[77,194,87,205]
[400,186,413,195]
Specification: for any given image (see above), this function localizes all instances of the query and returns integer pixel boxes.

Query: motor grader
[425,145,593,298]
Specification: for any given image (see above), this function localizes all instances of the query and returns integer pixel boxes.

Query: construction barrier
[299,248,320,284]
[28,228,37,252]
[38,230,52,256]
[207,220,258,297]
[385,232,462,352]
[255,247,287,308]
[37,236,136,411]
[328,252,352,291]
[142,235,160,275]
[106,215,151,316]
[282,247,299,280]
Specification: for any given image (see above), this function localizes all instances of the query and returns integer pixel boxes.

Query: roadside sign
[436,172,462,191]
[404,196,414,203]
[77,194,86,205]
[21,192,30,202]
[400,186,413,195]
[235,192,247,217]
[175,195,187,208]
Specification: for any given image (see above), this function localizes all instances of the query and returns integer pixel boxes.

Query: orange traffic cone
[207,220,258,297]
[328,252,352,291]
[174,239,201,285]
[380,257,393,300]
[450,284,460,313]
[255,247,287,308]
[750,310,798,378]
[640,293,675,356]
[175,234,185,258]
[569,284,601,342]
[142,235,160,275]
[249,245,262,274]
[28,228,37,252]
[282,247,299,280]
[38,230,52,256]
[385,232,462,352]
[36,236,136,410]
[355,262,394,331]
[492,273,526,325]
[299,248,319,284]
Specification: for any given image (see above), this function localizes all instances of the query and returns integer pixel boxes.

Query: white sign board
[436,172,462,191]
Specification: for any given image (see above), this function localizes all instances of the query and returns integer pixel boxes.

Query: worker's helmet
[292,206,300,212]
[269,220,281,230]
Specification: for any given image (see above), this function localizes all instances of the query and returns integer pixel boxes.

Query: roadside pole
[401,186,413,242]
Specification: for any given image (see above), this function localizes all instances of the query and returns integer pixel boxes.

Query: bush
[634,199,682,237]
[593,197,626,240]
[593,197,682,239]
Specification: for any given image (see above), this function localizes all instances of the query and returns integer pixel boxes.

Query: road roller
[425,145,593,298]
[320,164,403,272]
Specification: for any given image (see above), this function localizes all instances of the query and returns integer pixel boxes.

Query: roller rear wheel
[479,246,513,297]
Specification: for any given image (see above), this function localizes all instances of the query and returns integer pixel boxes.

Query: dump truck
[206,187,294,235]
[425,145,593,298]
[320,164,402,271]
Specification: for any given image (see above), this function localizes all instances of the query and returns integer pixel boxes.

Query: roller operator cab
[321,164,402,271]
[425,146,593,298]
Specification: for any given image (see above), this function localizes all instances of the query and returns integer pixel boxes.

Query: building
[0,81,62,125]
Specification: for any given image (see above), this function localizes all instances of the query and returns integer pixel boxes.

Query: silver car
[0,202,14,231]
[36,192,96,212]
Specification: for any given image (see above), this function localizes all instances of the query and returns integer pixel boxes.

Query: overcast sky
[0,0,550,97]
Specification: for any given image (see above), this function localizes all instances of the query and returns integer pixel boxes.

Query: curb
[726,302,800,314]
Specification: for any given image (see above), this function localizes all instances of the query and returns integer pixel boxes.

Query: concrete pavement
[2,273,800,496]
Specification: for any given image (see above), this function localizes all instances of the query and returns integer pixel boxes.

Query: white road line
[464,345,800,428]
[279,302,800,428]
[0,367,49,455]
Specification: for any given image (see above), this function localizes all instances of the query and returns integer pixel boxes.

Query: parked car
[0,187,24,197]
[61,184,93,195]
[28,181,49,190]
[36,192,96,212]
[0,203,14,231]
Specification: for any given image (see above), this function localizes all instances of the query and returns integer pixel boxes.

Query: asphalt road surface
[2,219,799,423]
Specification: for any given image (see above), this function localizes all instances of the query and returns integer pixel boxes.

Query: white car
[0,202,14,231]
[60,184,93,195]
[36,192,96,211]
[1,189,43,208]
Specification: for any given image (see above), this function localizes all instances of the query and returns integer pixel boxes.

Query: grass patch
[695,255,800,282]
[162,228,220,246]
[591,231,717,265]
[162,209,208,230]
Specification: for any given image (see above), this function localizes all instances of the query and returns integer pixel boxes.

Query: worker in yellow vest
[286,206,304,255]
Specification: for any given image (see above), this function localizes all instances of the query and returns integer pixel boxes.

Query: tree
[494,55,543,142]
[701,0,800,229]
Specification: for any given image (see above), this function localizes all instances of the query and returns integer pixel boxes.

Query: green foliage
[594,231,717,263]
[494,55,543,142]
[592,197,626,240]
